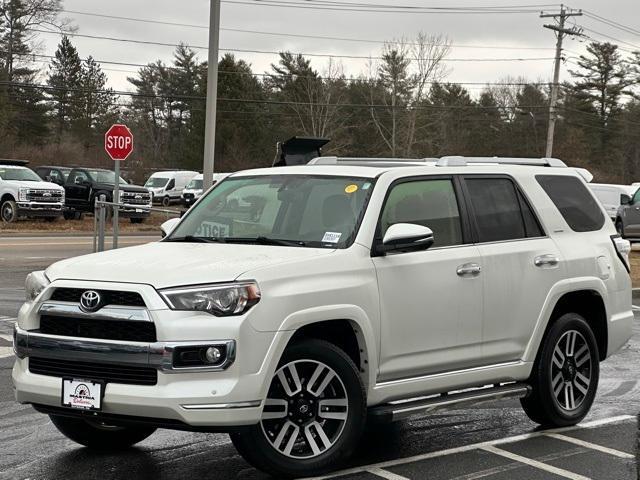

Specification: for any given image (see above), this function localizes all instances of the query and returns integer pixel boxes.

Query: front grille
[183,193,194,200]
[40,315,157,342]
[50,288,145,307]
[121,191,151,205]
[26,189,63,203]
[29,357,157,385]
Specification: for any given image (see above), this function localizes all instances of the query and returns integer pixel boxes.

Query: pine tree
[47,35,83,141]
[569,42,631,153]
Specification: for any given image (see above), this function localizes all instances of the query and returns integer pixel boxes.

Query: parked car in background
[63,167,152,223]
[588,183,637,221]
[144,171,198,207]
[34,166,72,187]
[182,173,229,207]
[0,160,65,223]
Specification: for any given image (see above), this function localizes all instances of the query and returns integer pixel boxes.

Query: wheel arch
[1,193,16,203]
[526,284,608,363]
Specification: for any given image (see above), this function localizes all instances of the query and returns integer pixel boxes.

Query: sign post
[104,124,134,249]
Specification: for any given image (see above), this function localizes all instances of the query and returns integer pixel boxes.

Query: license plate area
[61,378,103,411]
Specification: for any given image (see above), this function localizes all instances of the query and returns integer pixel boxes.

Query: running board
[368,383,531,423]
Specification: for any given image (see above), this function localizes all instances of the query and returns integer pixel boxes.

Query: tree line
[2,0,640,183]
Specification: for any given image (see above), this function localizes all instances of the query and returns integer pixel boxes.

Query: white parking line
[481,445,590,480]
[311,415,634,480]
[544,432,635,459]
[365,467,410,480]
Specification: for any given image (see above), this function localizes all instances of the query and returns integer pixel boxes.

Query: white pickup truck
[0,161,65,223]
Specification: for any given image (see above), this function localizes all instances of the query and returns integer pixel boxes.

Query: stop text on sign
[104,124,134,161]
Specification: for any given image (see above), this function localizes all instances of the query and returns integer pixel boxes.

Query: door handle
[457,263,481,277]
[534,254,559,267]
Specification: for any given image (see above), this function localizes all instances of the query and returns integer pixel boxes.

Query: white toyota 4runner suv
[12,157,633,478]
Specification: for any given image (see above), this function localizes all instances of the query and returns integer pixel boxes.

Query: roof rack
[308,156,439,166]
[308,155,567,168]
[436,156,567,167]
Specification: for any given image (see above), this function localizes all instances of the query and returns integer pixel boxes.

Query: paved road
[0,235,638,479]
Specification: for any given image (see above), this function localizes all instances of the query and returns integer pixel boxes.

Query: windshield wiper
[165,236,224,243]
[225,236,306,247]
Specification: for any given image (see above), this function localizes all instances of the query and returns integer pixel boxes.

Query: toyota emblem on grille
[80,290,102,312]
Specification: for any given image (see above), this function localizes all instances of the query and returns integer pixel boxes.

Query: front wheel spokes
[563,383,576,410]
[277,363,303,397]
[318,398,348,420]
[307,363,336,397]
[273,421,301,456]
[550,330,592,411]
[263,398,288,420]
[303,421,333,456]
[573,372,590,395]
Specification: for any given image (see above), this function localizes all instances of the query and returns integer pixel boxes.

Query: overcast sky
[36,0,640,93]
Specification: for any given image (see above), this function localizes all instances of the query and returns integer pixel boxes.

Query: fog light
[205,347,222,364]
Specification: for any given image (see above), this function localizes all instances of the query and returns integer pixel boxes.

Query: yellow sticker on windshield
[345,184,358,194]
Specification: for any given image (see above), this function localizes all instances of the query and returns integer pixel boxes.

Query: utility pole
[541,4,582,158]
[203,0,221,190]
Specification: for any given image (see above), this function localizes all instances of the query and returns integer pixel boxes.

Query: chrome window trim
[39,301,151,322]
[13,325,236,373]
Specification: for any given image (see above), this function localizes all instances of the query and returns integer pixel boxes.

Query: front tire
[1,199,18,223]
[230,339,366,478]
[616,218,625,237]
[130,217,144,224]
[162,196,171,207]
[49,415,156,449]
[521,313,599,427]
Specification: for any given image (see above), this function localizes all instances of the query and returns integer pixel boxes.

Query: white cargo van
[588,183,638,220]
[145,171,198,206]
[182,173,229,207]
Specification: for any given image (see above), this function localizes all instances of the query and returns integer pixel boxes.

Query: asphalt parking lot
[0,235,638,480]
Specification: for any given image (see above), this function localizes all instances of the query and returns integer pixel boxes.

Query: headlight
[160,281,261,316]
[18,188,29,202]
[25,271,50,302]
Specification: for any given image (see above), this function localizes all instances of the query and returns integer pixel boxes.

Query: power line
[59,8,554,51]
[5,49,555,88]
[29,28,556,63]
[582,10,640,39]
[222,0,555,14]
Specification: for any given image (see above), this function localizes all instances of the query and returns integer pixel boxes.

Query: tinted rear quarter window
[536,175,605,232]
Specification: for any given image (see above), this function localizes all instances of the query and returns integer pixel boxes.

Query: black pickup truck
[62,167,152,223]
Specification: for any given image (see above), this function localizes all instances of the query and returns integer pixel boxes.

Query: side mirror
[160,217,181,238]
[621,194,632,205]
[378,223,434,254]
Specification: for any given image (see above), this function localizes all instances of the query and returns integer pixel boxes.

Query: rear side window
[465,178,542,242]
[536,175,605,232]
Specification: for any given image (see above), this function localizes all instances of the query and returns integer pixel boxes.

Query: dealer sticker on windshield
[61,378,102,411]
[322,232,342,244]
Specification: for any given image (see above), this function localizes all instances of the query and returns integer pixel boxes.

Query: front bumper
[117,205,152,218]
[17,202,64,217]
[13,324,236,373]
[12,282,290,428]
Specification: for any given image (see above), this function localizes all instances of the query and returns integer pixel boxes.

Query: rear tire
[49,415,156,450]
[616,219,625,237]
[521,313,599,427]
[1,199,18,223]
[162,196,171,207]
[230,339,366,478]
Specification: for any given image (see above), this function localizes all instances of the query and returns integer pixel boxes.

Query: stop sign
[105,124,134,161]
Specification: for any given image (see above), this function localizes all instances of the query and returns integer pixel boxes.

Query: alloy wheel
[549,329,592,411]
[260,359,349,459]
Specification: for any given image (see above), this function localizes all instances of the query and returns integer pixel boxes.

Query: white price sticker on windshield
[322,232,342,244]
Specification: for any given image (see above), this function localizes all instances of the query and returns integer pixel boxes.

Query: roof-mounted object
[273,137,330,167]
[0,159,29,166]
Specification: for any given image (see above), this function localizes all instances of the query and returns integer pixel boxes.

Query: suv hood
[5,180,63,190]
[45,241,334,289]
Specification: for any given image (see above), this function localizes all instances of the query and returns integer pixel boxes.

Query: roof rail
[308,156,438,166]
[436,156,567,167]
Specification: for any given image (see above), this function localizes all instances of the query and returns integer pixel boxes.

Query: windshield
[145,177,169,188]
[187,179,203,190]
[88,170,127,185]
[0,167,42,182]
[168,175,375,248]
